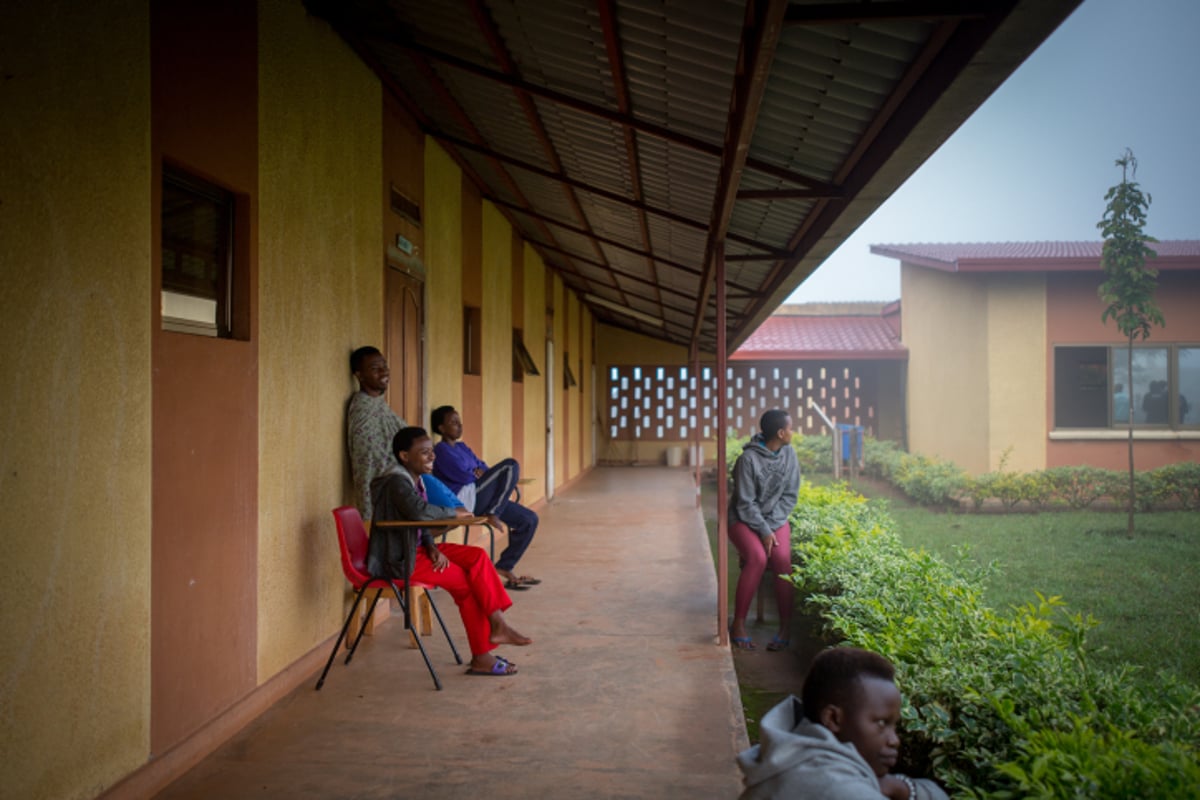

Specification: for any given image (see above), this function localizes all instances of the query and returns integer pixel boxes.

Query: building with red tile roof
[732,313,906,362]
[730,302,906,443]
[872,240,1200,474]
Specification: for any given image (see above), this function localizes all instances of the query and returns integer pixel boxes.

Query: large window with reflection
[1054,345,1198,428]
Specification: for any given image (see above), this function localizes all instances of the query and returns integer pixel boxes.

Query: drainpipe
[715,248,729,646]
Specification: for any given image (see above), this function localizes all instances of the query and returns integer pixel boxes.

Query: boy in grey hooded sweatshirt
[737,647,949,800]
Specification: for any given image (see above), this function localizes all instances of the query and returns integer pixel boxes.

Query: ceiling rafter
[427,131,788,258]
[597,0,661,315]
[690,0,790,343]
[467,0,632,309]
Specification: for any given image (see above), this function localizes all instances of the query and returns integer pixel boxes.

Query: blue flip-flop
[466,657,518,676]
[766,635,789,652]
[730,635,756,651]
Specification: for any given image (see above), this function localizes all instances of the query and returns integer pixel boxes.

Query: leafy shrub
[793,434,833,474]
[786,484,1200,795]
[892,454,968,508]
[1149,461,1200,510]
[983,717,1200,799]
[858,439,968,508]
[1042,465,1112,509]
[965,472,997,510]
[788,481,889,543]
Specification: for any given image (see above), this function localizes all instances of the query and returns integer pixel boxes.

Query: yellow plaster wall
[255,0,383,679]
[521,244,548,504]
[552,274,567,489]
[902,264,990,474]
[986,274,1047,472]
[582,306,595,467]
[595,323,695,366]
[567,292,583,479]
[593,323,717,464]
[480,201,514,461]
[423,141,464,417]
[0,4,153,798]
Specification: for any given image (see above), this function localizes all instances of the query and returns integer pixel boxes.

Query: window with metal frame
[161,166,238,338]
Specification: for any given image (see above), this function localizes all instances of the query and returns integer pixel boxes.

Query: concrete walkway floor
[153,466,748,800]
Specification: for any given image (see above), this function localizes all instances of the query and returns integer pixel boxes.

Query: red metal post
[715,248,729,646]
[691,339,701,507]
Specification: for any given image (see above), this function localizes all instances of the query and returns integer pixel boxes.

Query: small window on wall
[464,306,482,375]
[161,166,237,338]
[513,329,540,382]
[1054,346,1109,428]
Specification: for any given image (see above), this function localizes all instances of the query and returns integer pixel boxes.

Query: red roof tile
[870,240,1200,272]
[733,315,906,361]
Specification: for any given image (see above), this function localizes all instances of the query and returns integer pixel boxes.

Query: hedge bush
[727,433,1200,513]
[786,483,1200,796]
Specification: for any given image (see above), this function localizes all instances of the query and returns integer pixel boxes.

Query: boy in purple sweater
[430,405,540,591]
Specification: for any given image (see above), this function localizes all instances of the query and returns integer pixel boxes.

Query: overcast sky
[786,0,1200,304]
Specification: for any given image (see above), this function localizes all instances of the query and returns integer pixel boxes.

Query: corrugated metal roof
[308,0,1082,351]
[732,314,906,360]
[871,240,1200,271]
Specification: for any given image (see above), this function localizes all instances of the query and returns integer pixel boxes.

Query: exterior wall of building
[1046,270,1200,469]
[5,5,601,795]
[594,324,719,465]
[985,273,1048,473]
[567,291,584,477]
[552,274,568,489]
[520,248,548,505]
[481,202,515,461]
[582,306,596,468]
[424,143,465,418]
[0,5,154,797]
[255,0,382,682]
[149,0,262,753]
[901,263,991,474]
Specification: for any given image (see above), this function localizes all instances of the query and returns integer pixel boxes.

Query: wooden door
[385,265,423,427]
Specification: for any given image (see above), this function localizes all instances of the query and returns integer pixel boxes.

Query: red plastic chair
[315,506,462,691]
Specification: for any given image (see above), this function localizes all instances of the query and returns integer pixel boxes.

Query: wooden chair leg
[347,595,392,650]
[418,589,433,636]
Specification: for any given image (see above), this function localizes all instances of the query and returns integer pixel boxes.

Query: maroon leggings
[730,520,794,627]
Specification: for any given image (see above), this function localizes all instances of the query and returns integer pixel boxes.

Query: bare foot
[490,618,533,646]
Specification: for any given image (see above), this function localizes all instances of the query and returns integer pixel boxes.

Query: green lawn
[844,477,1200,685]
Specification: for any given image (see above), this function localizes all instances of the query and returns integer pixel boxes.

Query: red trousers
[408,542,512,656]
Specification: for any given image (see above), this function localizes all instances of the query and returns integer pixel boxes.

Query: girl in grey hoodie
[728,409,801,651]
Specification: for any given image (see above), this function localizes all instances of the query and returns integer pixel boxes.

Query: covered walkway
[153,467,747,799]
